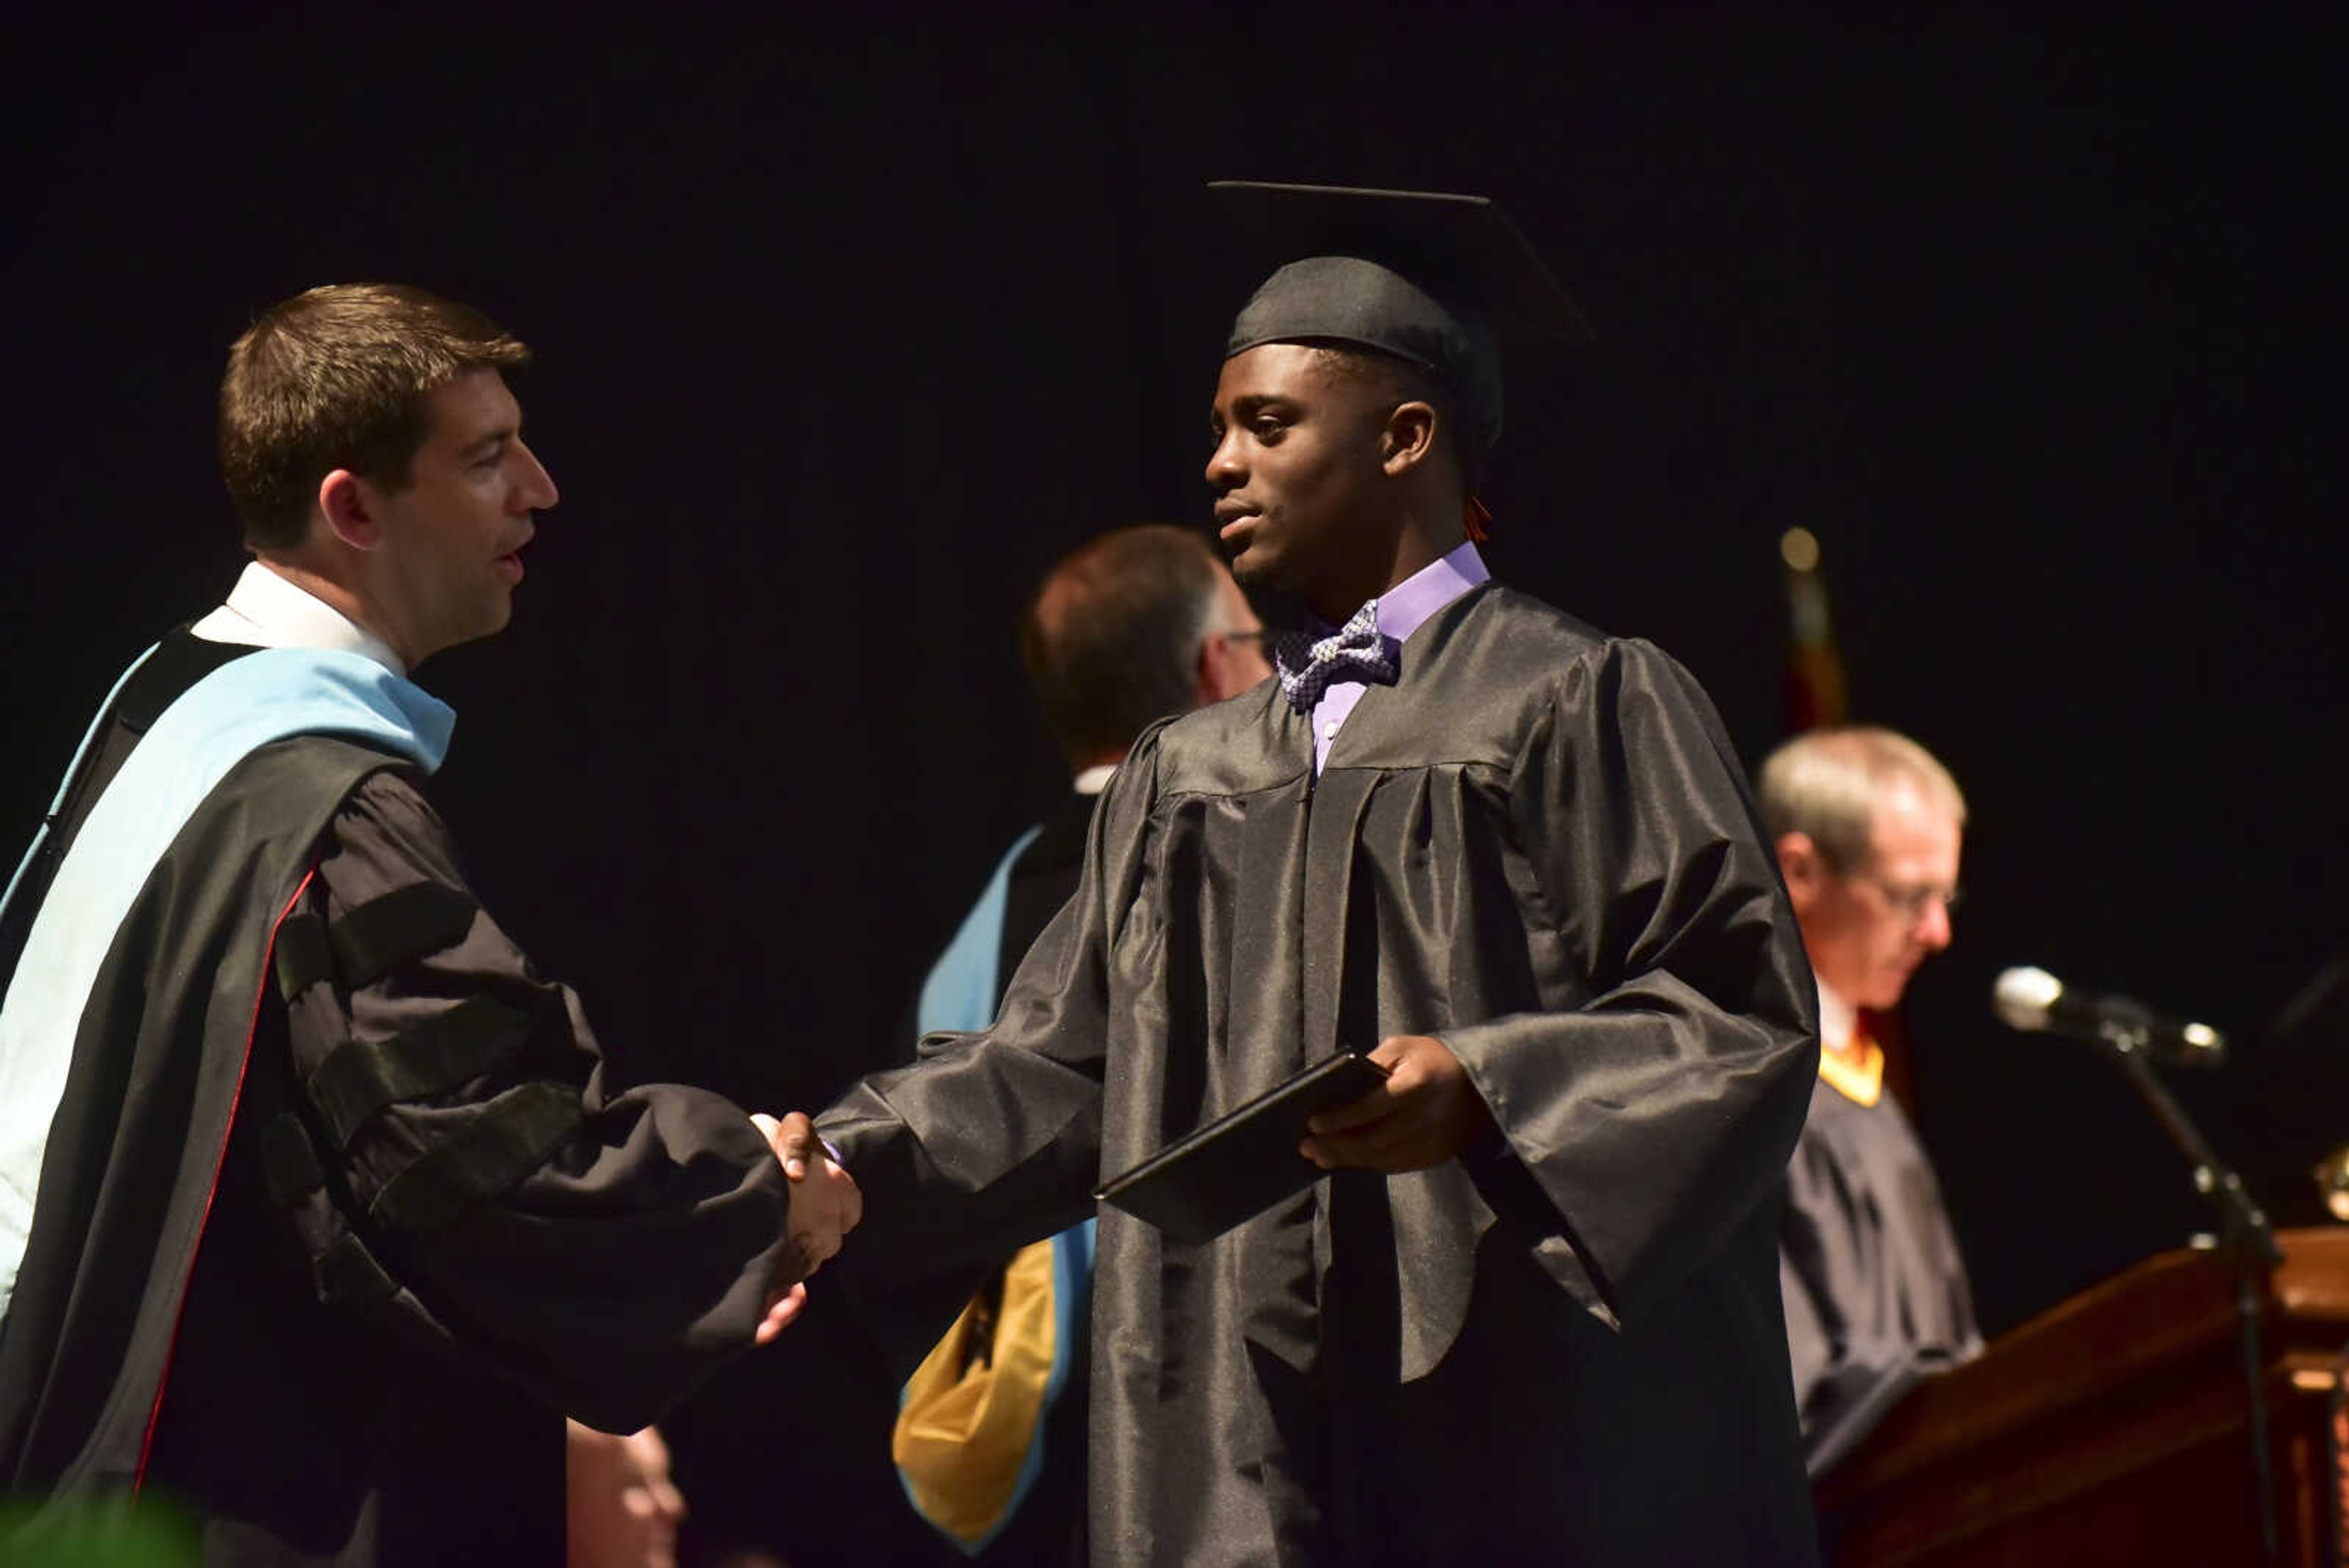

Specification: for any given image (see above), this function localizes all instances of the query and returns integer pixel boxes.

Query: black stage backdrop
[2,9,2337,1559]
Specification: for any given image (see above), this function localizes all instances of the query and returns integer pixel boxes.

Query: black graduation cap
[1212,180,1594,453]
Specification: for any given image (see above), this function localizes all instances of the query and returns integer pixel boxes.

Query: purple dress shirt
[1308,540,1491,775]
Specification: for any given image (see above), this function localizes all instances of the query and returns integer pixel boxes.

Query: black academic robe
[0,630,792,1564]
[998,789,1099,994]
[823,582,1823,1567]
[1779,1071,1983,1478]
[965,787,1096,1568]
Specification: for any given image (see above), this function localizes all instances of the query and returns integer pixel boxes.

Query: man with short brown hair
[0,283,857,1561]
[218,282,535,552]
[1018,524,1270,778]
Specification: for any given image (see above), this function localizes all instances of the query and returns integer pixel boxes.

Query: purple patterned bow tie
[1274,601,1400,713]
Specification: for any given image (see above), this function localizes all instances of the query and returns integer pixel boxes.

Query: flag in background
[1781,526,1849,732]
[1778,527,1919,1114]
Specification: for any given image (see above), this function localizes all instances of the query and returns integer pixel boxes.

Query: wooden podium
[1816,1227,2349,1566]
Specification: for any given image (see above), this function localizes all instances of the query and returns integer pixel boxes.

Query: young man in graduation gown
[0,283,858,1562]
[1761,726,1983,1477]
[894,525,1269,1563]
[820,184,1822,1566]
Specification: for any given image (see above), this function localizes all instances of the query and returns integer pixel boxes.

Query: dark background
[3,7,2339,1559]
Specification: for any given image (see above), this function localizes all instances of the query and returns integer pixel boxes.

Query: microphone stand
[2094,1019,2283,1568]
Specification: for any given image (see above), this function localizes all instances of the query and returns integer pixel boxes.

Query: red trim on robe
[134,867,318,1493]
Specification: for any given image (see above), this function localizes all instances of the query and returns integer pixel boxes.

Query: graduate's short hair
[1307,345,1483,497]
[1020,526,1229,768]
[220,283,533,549]
[1756,726,1967,873]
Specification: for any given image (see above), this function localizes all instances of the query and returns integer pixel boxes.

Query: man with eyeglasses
[1759,724,1983,1477]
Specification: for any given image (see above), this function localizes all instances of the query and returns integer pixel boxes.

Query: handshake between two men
[748,1112,865,1343]
[734,1030,1500,1349]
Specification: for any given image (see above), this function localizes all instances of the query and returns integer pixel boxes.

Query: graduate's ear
[1378,399,1438,478]
[317,469,384,551]
[1775,831,1827,915]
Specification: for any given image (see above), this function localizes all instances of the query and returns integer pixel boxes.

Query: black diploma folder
[1093,1052,1390,1243]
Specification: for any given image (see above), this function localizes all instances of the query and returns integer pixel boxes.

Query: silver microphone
[1992,965,2227,1067]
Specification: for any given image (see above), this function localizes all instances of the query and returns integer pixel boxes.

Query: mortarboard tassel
[1464,495,1493,543]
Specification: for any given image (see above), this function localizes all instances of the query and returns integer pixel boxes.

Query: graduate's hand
[747,1113,823,1343]
[751,1111,820,1180]
[1299,1034,1494,1173]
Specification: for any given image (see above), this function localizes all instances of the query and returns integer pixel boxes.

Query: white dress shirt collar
[1816,977,1857,1056]
[188,562,406,675]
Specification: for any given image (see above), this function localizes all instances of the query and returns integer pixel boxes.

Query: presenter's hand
[1299,1034,1493,1173]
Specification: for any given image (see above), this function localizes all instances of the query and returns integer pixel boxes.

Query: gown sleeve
[1436,637,1821,1327]
[812,734,1161,1293]
[278,771,794,1433]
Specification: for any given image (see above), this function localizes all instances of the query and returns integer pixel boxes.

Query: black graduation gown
[0,630,792,1564]
[1779,1070,1983,1478]
[822,582,1823,1567]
